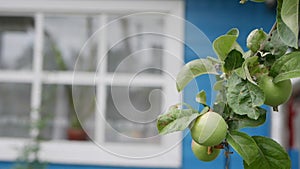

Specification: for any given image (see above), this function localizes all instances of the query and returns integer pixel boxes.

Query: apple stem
[208,146,213,155]
[214,143,225,149]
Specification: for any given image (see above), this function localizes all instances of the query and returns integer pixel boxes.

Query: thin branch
[255,21,277,56]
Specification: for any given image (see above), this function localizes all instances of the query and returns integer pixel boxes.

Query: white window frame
[0,0,184,167]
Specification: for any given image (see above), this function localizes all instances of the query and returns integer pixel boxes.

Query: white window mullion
[30,12,44,138]
[95,14,108,143]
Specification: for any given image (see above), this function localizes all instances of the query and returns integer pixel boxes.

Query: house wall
[0,0,280,169]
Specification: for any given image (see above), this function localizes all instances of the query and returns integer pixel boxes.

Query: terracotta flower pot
[67,128,87,141]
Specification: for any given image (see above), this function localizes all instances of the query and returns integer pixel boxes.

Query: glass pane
[43,15,98,71]
[107,14,164,74]
[105,86,162,144]
[0,16,34,70]
[40,84,95,141]
[0,83,31,138]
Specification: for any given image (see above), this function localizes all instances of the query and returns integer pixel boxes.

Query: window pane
[0,16,34,70]
[0,83,31,138]
[43,15,98,71]
[105,86,161,144]
[40,84,95,141]
[107,15,164,74]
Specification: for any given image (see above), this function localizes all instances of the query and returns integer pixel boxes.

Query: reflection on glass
[40,85,95,141]
[0,16,34,70]
[105,86,161,144]
[43,15,98,71]
[107,15,164,74]
[0,83,31,138]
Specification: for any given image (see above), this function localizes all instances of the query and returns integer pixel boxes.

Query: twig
[224,141,233,169]
[255,21,277,56]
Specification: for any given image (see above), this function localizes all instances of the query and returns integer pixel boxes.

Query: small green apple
[258,76,292,107]
[191,112,228,146]
[191,140,220,162]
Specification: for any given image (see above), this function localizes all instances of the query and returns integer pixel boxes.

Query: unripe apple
[191,112,228,146]
[191,140,220,162]
[258,76,292,107]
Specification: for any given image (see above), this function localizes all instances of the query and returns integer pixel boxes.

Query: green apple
[258,76,292,107]
[191,112,228,146]
[191,140,220,162]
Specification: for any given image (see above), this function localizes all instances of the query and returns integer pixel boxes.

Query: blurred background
[0,0,298,169]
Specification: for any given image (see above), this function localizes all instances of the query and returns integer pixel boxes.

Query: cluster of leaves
[157,0,299,169]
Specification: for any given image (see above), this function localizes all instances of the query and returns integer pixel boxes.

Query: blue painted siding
[289,148,299,169]
[0,0,277,169]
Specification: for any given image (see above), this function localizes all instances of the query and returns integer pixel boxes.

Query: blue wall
[0,1,276,169]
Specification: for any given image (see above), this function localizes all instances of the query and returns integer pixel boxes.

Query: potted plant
[65,85,95,141]
[48,36,94,141]
[67,117,87,141]
[157,0,299,169]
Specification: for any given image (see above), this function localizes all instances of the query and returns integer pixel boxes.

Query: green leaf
[247,29,268,52]
[228,107,266,130]
[235,67,247,80]
[196,90,207,105]
[213,79,225,91]
[224,49,244,72]
[270,51,300,83]
[213,28,239,61]
[207,56,223,65]
[226,73,264,120]
[242,56,259,84]
[213,102,226,115]
[244,136,291,169]
[176,59,218,92]
[277,0,299,48]
[263,30,288,57]
[157,106,208,135]
[281,0,299,47]
[227,28,239,35]
[227,131,259,165]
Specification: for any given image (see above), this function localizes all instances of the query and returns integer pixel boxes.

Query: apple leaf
[270,51,300,83]
[246,29,268,52]
[157,106,209,135]
[228,107,266,131]
[226,73,264,120]
[224,49,244,72]
[281,0,299,48]
[196,90,207,106]
[243,136,291,169]
[213,28,239,61]
[176,58,218,92]
[235,67,247,80]
[263,30,288,57]
[277,0,299,48]
[227,131,259,165]
[242,56,259,85]
[213,79,225,91]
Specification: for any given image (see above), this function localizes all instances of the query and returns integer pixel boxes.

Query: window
[0,0,184,167]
